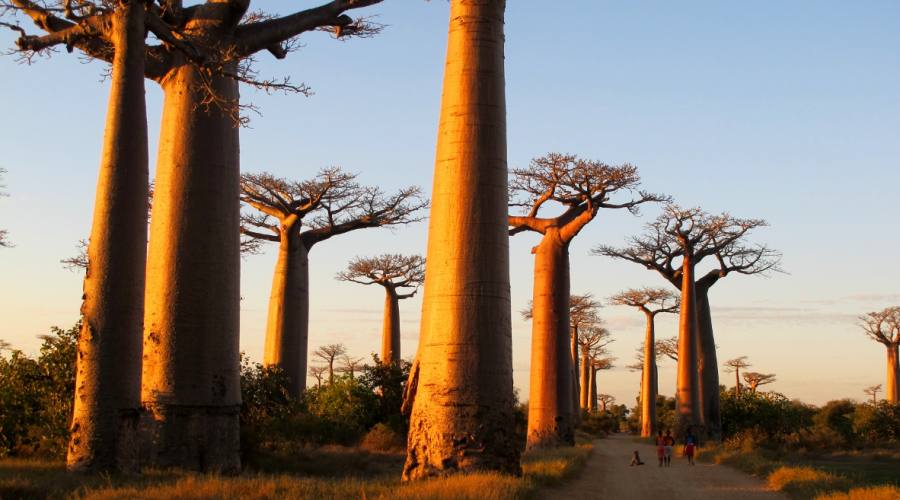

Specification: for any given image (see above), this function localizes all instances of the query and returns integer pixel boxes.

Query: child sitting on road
[630,450,645,466]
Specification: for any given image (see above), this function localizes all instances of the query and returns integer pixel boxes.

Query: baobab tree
[656,336,679,362]
[522,293,602,424]
[590,358,615,412]
[578,325,613,411]
[3,0,387,473]
[509,153,664,449]
[724,357,752,395]
[609,288,679,436]
[312,344,346,386]
[594,205,781,439]
[743,372,776,393]
[308,365,327,389]
[338,355,365,379]
[859,307,899,402]
[863,384,882,405]
[597,394,615,414]
[403,0,521,480]
[241,169,426,395]
[336,254,425,365]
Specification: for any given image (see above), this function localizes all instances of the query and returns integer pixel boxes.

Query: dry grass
[0,442,594,500]
[768,466,851,498]
[814,485,900,500]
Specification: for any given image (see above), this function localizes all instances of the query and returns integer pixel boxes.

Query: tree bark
[675,254,703,437]
[640,312,658,437]
[696,287,721,440]
[735,368,741,395]
[67,1,147,473]
[526,230,574,449]
[381,285,401,365]
[579,351,590,410]
[887,344,899,403]
[571,326,581,424]
[588,365,598,412]
[141,60,241,473]
[403,0,519,480]
[262,223,309,395]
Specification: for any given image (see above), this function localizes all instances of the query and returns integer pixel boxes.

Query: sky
[0,1,898,407]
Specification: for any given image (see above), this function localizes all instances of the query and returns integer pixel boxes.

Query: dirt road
[544,434,788,499]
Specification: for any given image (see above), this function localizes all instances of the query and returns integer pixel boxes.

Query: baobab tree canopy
[336,254,425,364]
[859,307,900,402]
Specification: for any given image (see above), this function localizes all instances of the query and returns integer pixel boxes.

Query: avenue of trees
[1,0,898,486]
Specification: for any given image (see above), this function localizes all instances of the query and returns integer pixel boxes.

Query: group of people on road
[655,429,696,466]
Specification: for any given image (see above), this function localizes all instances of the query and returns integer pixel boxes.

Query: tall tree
[577,325,613,411]
[863,384,881,405]
[509,153,664,449]
[596,394,615,413]
[336,254,425,365]
[338,355,365,378]
[742,372,776,393]
[3,0,387,472]
[403,0,520,480]
[724,356,751,396]
[312,344,346,386]
[522,293,602,425]
[594,205,780,439]
[609,288,679,436]
[589,358,615,412]
[241,169,425,395]
[859,307,900,402]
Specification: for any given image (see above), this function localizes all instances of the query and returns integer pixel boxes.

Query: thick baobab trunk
[588,365,598,412]
[640,312,658,437]
[579,351,591,410]
[675,255,703,437]
[526,231,574,449]
[403,0,519,480]
[141,63,241,473]
[887,344,899,403]
[696,288,721,440]
[263,226,309,395]
[381,286,401,365]
[734,367,742,395]
[572,327,581,423]
[67,2,147,473]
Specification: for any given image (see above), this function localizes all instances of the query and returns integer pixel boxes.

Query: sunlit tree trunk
[675,254,702,436]
[588,364,598,412]
[526,230,574,449]
[142,60,241,473]
[403,0,520,480]
[263,221,309,395]
[696,286,721,440]
[67,1,147,473]
[579,351,590,410]
[381,285,401,365]
[640,312,658,437]
[571,326,581,423]
[887,344,899,403]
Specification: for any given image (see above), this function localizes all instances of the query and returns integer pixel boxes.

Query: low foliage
[0,322,78,458]
[768,466,851,498]
[815,485,900,500]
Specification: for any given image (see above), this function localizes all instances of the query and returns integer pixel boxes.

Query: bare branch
[336,253,424,298]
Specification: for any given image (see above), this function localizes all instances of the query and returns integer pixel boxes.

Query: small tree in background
[743,372,776,393]
[309,365,327,389]
[724,357,752,395]
[336,254,425,365]
[312,344,347,386]
[863,384,882,405]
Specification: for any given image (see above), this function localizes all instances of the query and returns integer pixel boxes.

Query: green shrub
[0,322,78,458]
[720,389,814,442]
[852,402,900,444]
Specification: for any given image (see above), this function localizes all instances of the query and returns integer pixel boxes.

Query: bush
[852,402,900,444]
[720,389,814,442]
[359,423,406,453]
[0,322,78,458]
[768,466,851,497]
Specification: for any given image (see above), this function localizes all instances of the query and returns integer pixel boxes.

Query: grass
[699,444,900,500]
[0,441,595,499]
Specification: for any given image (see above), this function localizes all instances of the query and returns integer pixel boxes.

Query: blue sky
[0,1,898,406]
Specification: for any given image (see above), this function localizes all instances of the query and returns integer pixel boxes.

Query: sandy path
[544,434,788,500]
